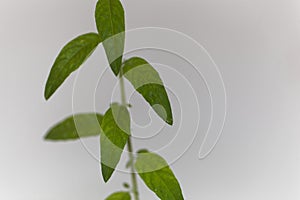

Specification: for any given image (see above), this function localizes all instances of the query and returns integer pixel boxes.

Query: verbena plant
[44,0,184,199]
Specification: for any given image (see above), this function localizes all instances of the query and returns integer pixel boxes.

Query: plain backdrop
[1,0,300,199]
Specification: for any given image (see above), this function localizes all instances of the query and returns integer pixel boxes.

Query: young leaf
[123,182,130,189]
[44,33,101,100]
[105,191,131,200]
[135,150,184,200]
[95,0,125,75]
[123,57,173,125]
[45,113,103,141]
[100,103,130,182]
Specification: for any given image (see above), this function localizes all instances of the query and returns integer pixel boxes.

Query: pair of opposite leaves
[45,109,183,200]
[44,0,183,199]
[44,0,172,126]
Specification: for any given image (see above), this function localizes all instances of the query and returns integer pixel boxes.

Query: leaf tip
[101,164,113,183]
[44,94,50,101]
[103,177,109,183]
[43,134,49,140]
[43,132,52,141]
[112,68,119,76]
[167,118,173,126]
[44,86,52,100]
[102,174,110,183]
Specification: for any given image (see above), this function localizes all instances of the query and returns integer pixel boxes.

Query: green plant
[44,0,184,199]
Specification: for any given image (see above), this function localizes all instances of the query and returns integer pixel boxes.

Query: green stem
[127,136,139,200]
[119,69,139,200]
[119,69,127,106]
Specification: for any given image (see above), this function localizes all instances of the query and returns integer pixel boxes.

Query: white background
[1,0,300,199]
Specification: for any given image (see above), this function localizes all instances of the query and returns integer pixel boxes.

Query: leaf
[44,33,101,100]
[123,57,173,125]
[123,182,130,189]
[100,103,130,182]
[135,150,184,200]
[45,113,103,141]
[105,191,131,200]
[95,0,125,75]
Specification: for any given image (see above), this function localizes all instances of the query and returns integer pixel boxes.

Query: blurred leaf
[45,113,103,141]
[123,57,173,125]
[95,0,125,75]
[125,159,132,169]
[135,150,184,200]
[100,103,130,182]
[122,182,130,189]
[105,191,131,200]
[44,33,101,100]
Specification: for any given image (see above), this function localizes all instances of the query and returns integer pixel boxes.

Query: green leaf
[45,113,103,141]
[135,150,184,200]
[123,57,173,125]
[44,33,101,100]
[100,103,130,182]
[122,182,130,189]
[105,191,131,200]
[95,0,125,75]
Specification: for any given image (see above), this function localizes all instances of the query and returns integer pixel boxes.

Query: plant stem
[119,69,140,200]
[127,136,139,200]
[119,69,127,106]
